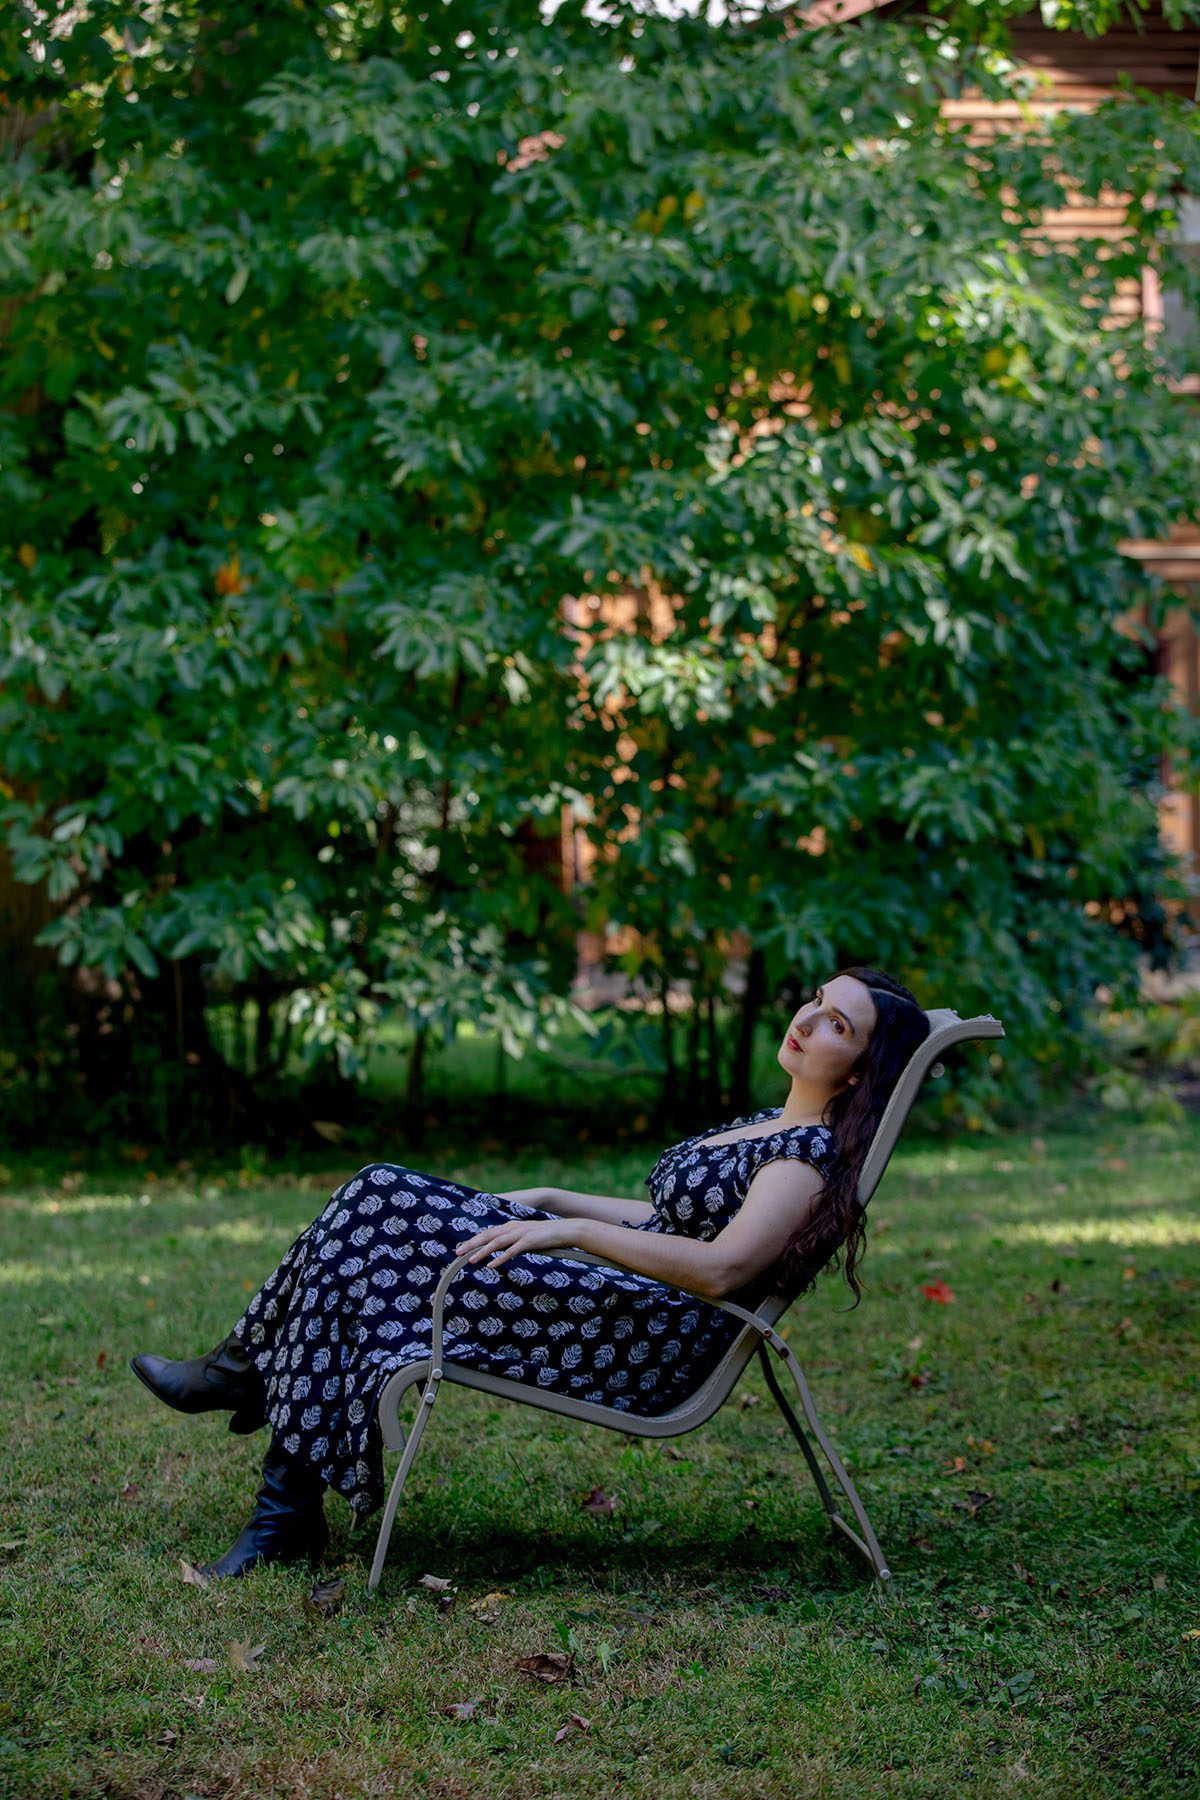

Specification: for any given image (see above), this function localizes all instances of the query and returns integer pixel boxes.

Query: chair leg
[367,1378,439,1593]
[756,1341,891,1583]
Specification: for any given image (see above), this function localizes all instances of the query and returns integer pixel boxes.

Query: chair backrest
[857,1008,1005,1208]
[758,1007,1006,1313]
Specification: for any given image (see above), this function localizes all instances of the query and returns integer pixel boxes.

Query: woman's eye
[814,993,843,1032]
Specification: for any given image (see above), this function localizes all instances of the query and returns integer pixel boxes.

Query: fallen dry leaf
[305,1576,347,1619]
[312,1120,346,1143]
[752,1583,788,1602]
[966,1489,993,1515]
[443,1700,479,1721]
[155,1729,178,1748]
[229,1640,266,1674]
[96,1350,107,1371]
[581,1487,615,1516]
[179,1559,210,1590]
[921,1280,956,1304]
[419,1573,453,1592]
[738,1392,760,1410]
[1153,1573,1168,1591]
[468,1590,509,1623]
[553,1711,592,1743]
[514,1651,574,1684]
[121,1481,139,1502]
[181,1658,218,1674]
[945,1456,967,1474]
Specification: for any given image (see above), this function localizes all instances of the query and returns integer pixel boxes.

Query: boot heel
[229,1407,266,1436]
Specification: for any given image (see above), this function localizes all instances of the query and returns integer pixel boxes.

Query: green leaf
[126,935,159,980]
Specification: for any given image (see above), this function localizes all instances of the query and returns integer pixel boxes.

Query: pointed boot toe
[130,1336,266,1431]
[200,1513,329,1582]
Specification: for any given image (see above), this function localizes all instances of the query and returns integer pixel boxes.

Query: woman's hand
[455,1216,582,1270]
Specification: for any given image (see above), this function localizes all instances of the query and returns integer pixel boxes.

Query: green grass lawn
[1,1110,1197,1799]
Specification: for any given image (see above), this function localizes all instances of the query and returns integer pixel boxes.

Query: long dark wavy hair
[776,966,931,1308]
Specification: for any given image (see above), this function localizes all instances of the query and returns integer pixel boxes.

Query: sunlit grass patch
[1000,1215,1200,1250]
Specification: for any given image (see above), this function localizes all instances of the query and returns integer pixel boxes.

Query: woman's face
[778,976,877,1094]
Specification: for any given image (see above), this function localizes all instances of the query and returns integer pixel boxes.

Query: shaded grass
[0,1111,1197,1799]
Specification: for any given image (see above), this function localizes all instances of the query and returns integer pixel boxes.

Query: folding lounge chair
[367,1007,1005,1591]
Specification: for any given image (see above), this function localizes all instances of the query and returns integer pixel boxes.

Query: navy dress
[232,1107,836,1518]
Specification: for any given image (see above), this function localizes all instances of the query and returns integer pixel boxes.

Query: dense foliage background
[2,0,1199,1149]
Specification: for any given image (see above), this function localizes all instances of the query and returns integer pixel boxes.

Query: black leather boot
[199,1435,329,1580]
[129,1334,267,1435]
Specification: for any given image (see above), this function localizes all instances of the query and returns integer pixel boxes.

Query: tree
[1,0,1198,1146]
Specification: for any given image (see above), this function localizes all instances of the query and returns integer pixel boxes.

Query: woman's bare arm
[460,1213,726,1299]
[474,1159,831,1303]
[495,1187,656,1227]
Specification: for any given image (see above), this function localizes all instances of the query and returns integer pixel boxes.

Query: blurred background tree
[1,0,1197,1150]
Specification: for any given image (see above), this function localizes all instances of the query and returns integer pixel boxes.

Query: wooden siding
[805,0,1200,100]
[798,2,1199,332]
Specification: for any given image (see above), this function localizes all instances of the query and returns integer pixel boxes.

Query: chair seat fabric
[231,1112,836,1518]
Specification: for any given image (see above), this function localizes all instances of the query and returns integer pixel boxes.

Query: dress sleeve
[747,1125,835,1185]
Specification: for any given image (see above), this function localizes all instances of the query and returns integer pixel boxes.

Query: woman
[131,965,929,1579]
